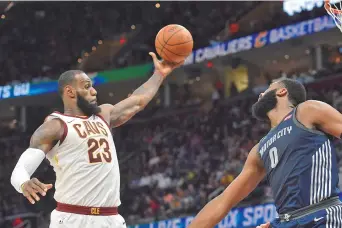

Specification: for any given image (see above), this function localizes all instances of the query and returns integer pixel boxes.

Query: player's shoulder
[298,99,326,109]
[296,100,331,129]
[42,113,66,133]
[42,116,65,130]
[98,104,113,125]
[45,111,89,123]
[251,143,260,153]
[44,111,66,122]
[296,100,328,117]
[30,116,65,145]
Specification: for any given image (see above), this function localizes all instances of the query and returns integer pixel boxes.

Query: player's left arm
[297,100,342,139]
[100,52,184,128]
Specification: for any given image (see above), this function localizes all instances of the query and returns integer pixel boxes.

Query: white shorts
[49,210,127,228]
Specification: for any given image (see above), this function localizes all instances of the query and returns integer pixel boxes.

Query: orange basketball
[155,24,193,64]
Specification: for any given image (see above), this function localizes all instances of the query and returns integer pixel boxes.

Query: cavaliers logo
[254,31,268,48]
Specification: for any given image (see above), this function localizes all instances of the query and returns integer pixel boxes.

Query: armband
[10,148,46,193]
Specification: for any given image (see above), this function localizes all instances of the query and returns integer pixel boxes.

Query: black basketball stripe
[161,28,184,54]
[156,36,165,50]
[157,33,190,57]
[156,36,166,57]
[163,39,193,46]
[160,48,183,64]
[162,45,191,57]
[160,47,173,62]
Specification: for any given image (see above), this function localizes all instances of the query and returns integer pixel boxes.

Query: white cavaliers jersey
[45,112,121,207]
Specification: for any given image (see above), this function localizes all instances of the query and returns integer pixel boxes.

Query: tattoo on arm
[30,119,63,153]
[106,71,165,127]
[131,71,164,107]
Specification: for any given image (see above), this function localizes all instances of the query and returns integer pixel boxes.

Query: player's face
[251,83,280,121]
[75,73,101,116]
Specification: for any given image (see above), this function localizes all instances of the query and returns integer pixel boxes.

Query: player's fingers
[45,184,53,190]
[32,178,53,192]
[25,194,36,204]
[256,223,268,228]
[30,190,41,202]
[23,187,36,204]
[26,184,40,202]
[260,222,270,228]
[32,179,47,196]
[32,182,46,196]
[149,52,159,65]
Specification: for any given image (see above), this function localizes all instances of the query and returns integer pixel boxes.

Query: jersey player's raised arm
[11,118,64,204]
[100,52,184,128]
[188,144,266,228]
[99,71,163,127]
[296,100,342,139]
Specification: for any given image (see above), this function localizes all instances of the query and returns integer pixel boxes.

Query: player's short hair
[58,70,84,96]
[277,78,307,106]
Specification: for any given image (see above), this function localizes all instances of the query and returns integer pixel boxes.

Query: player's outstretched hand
[21,178,53,204]
[256,222,271,228]
[149,52,185,78]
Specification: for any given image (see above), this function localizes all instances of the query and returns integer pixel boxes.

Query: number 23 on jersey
[87,138,112,163]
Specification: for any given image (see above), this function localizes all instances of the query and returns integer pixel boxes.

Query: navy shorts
[271,204,342,228]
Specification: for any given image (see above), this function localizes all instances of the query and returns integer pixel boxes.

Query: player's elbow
[137,103,146,111]
[137,95,150,109]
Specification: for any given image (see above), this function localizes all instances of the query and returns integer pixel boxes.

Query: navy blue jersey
[258,107,340,214]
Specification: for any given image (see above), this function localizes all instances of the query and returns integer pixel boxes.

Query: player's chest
[65,120,115,161]
[67,119,110,139]
[260,125,299,169]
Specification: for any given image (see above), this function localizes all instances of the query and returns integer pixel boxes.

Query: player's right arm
[10,118,64,204]
[187,144,266,228]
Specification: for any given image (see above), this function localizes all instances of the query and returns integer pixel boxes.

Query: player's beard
[76,93,101,116]
[251,89,278,121]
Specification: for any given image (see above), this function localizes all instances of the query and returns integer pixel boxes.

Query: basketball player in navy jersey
[188,78,342,228]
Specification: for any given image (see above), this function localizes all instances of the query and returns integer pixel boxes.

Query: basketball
[155,24,193,64]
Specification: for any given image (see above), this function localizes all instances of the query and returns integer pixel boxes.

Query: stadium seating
[1,71,341,226]
[0,1,325,86]
[0,2,341,227]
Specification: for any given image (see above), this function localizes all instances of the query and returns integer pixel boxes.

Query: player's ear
[65,85,76,98]
[277,88,288,97]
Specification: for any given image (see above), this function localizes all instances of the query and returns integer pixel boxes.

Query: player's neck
[268,106,294,128]
[63,106,87,117]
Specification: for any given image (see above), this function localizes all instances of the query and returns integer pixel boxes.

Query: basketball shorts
[270,204,342,228]
[49,209,127,228]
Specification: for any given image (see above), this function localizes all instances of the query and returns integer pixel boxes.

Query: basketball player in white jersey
[10,52,183,228]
